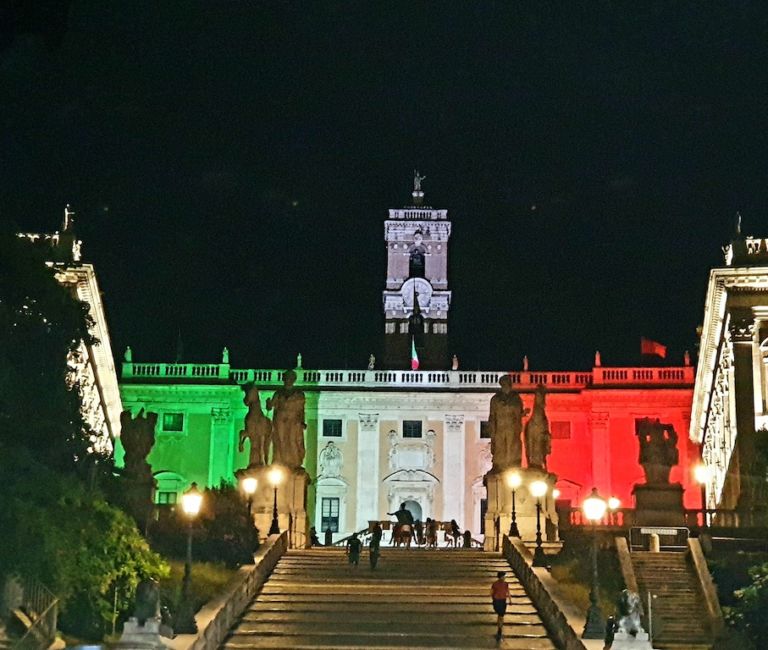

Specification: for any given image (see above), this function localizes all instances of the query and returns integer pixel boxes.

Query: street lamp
[506,471,522,538]
[177,482,203,634]
[240,476,258,521]
[267,466,284,535]
[608,496,621,526]
[582,487,607,639]
[694,463,711,527]
[529,479,548,567]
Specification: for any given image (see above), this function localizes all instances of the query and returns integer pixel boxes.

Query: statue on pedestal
[239,384,272,467]
[524,384,551,470]
[636,418,679,485]
[267,369,306,470]
[488,375,529,471]
[120,408,158,482]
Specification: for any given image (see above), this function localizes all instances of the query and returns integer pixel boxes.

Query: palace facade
[117,183,702,538]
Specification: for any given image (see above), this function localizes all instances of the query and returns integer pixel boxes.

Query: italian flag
[410,337,419,370]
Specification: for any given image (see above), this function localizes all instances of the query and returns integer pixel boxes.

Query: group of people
[345,521,383,569]
[388,503,472,548]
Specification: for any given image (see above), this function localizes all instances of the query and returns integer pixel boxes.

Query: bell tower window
[409,249,425,278]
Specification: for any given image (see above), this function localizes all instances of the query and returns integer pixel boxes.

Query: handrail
[331,527,370,547]
[11,576,58,650]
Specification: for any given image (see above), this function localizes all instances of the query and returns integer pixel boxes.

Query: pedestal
[114,617,167,649]
[632,483,685,526]
[236,466,310,548]
[612,629,653,649]
[483,468,558,551]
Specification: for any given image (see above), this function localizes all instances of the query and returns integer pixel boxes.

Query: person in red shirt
[490,571,513,640]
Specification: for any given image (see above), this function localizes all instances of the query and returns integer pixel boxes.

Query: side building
[119,357,699,537]
[691,228,768,516]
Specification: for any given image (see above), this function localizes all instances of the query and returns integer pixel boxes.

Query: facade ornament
[445,414,464,432]
[729,316,755,343]
[222,347,229,364]
[478,442,493,476]
[211,406,231,424]
[451,354,459,370]
[358,413,380,431]
[683,350,691,366]
[594,350,601,367]
[238,384,272,467]
[368,354,376,370]
[523,355,529,371]
[296,352,303,369]
[319,441,343,478]
[124,346,133,363]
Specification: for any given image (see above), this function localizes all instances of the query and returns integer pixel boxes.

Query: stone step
[223,634,557,649]
[244,602,539,614]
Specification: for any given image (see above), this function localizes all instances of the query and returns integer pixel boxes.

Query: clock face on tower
[401,277,433,311]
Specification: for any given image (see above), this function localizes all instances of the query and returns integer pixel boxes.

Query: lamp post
[694,463,711,528]
[506,471,522,538]
[268,466,284,535]
[177,482,203,634]
[529,480,548,567]
[582,487,607,639]
[240,476,258,521]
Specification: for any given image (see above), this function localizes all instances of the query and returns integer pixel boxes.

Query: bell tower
[382,172,452,369]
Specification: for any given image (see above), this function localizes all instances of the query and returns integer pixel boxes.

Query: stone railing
[174,531,288,650]
[501,536,586,650]
[687,537,725,638]
[123,362,694,391]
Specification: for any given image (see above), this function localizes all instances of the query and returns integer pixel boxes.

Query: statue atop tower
[412,170,426,206]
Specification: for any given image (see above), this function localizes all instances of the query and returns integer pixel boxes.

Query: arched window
[153,471,185,505]
[409,248,425,278]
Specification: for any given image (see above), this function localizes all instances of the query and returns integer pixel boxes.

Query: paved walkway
[222,548,556,649]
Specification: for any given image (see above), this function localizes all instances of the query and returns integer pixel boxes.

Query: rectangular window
[321,497,340,533]
[480,420,490,438]
[322,419,342,437]
[551,421,571,440]
[156,491,177,505]
[162,412,184,432]
[403,420,422,438]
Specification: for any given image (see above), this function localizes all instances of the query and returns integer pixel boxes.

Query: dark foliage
[149,484,259,568]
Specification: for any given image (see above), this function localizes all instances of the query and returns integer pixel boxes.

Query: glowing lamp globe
[583,488,607,522]
[241,476,258,496]
[552,488,561,499]
[506,471,522,490]
[267,466,284,487]
[530,480,548,499]
[181,482,203,517]
[608,497,621,511]
[694,463,711,485]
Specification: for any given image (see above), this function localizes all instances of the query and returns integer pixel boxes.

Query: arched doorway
[403,499,423,522]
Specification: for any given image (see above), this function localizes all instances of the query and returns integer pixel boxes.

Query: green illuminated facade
[117,357,318,521]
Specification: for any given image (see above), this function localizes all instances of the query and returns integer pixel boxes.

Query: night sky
[2,2,768,371]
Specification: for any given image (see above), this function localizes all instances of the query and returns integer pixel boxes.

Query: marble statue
[124,346,133,362]
[636,417,679,484]
[488,375,529,470]
[222,346,229,363]
[120,409,158,481]
[451,354,459,370]
[133,578,160,625]
[414,170,426,192]
[524,384,551,470]
[319,441,342,477]
[238,383,272,467]
[267,369,306,470]
[616,589,644,637]
[368,354,376,370]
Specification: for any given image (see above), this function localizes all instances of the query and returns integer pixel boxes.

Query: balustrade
[123,361,694,390]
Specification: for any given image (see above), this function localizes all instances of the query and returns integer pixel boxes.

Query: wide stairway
[631,551,714,649]
[222,548,556,649]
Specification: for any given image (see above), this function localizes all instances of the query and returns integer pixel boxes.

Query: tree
[725,561,768,649]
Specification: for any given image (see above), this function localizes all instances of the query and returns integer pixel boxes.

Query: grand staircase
[222,548,556,649]
[631,551,715,649]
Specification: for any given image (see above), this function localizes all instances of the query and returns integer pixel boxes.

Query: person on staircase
[346,532,362,567]
[450,519,461,547]
[425,517,438,548]
[490,571,513,641]
[369,521,382,569]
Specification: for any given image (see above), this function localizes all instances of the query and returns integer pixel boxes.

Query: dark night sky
[2,2,768,371]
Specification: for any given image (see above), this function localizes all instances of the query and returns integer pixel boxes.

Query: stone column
[355,414,379,530]
[208,407,232,488]
[443,415,465,523]
[729,313,759,510]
